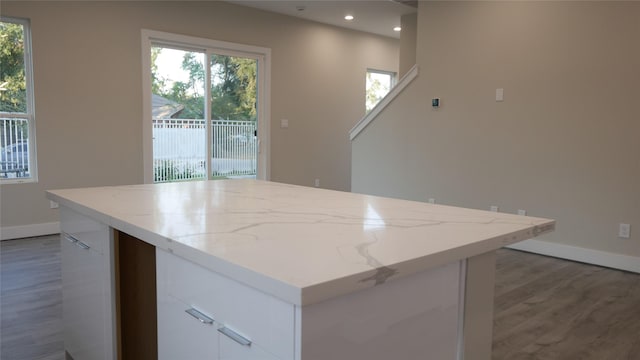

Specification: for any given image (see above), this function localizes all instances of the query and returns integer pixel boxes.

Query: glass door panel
[151,46,207,183]
[210,54,258,179]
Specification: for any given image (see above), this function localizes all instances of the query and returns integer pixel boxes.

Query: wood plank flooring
[1,235,63,360]
[493,248,640,360]
[1,236,639,360]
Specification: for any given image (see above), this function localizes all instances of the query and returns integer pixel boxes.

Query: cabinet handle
[75,241,90,250]
[218,326,252,347]
[63,233,79,243]
[63,233,90,250]
[185,308,214,325]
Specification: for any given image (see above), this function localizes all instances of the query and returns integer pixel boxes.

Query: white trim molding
[508,239,640,274]
[350,64,419,141]
[1,222,60,241]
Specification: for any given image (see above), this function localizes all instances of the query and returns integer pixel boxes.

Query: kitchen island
[47,179,554,360]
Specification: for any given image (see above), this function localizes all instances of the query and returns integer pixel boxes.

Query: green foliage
[210,55,256,121]
[365,72,384,113]
[151,47,256,121]
[150,47,165,95]
[153,160,205,183]
[153,159,177,182]
[0,21,27,113]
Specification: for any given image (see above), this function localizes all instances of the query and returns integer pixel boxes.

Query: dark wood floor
[1,236,639,360]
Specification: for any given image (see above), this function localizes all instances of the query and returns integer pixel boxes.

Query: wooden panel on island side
[115,231,157,360]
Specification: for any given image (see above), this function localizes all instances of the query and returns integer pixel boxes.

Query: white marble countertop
[47,179,554,306]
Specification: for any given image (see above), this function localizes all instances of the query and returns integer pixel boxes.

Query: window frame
[0,16,37,184]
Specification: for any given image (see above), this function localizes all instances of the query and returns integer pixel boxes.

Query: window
[0,17,36,182]
[366,69,396,113]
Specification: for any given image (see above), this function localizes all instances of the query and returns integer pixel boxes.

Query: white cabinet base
[296,261,463,360]
[60,207,115,360]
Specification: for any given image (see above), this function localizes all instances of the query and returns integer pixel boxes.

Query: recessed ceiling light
[344,15,354,21]
[393,26,402,32]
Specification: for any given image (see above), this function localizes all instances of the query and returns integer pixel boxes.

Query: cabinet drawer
[60,207,109,254]
[219,328,281,360]
[157,292,219,360]
[157,249,294,360]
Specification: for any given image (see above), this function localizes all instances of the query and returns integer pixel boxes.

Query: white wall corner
[507,239,640,274]
[0,222,60,241]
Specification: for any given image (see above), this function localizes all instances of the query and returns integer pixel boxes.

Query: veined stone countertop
[47,179,554,306]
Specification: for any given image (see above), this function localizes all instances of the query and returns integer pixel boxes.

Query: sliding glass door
[209,54,258,179]
[144,31,268,183]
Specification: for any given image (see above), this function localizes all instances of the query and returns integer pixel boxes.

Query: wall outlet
[517,209,527,216]
[314,178,320,188]
[428,198,436,204]
[50,200,59,209]
[280,119,289,128]
[490,205,499,212]
[618,223,631,239]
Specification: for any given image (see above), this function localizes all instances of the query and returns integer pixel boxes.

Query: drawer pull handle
[218,326,251,347]
[75,241,90,250]
[63,233,79,243]
[185,308,214,325]
[63,233,90,250]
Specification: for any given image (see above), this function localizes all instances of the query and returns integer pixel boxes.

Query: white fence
[153,119,257,182]
[0,118,30,179]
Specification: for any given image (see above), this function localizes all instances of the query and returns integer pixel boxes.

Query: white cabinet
[156,249,292,360]
[157,292,219,360]
[218,330,281,360]
[60,207,115,360]
[154,248,462,360]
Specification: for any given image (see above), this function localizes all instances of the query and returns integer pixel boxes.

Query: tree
[150,47,166,96]
[231,57,257,120]
[366,72,385,113]
[0,21,26,113]
[151,47,256,121]
[210,55,239,120]
[167,52,205,119]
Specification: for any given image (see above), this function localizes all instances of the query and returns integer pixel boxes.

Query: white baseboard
[507,239,640,274]
[0,222,60,241]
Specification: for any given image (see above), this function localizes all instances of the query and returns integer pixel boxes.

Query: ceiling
[225,1,417,39]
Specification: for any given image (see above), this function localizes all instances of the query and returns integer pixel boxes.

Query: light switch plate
[618,223,631,239]
[496,88,504,102]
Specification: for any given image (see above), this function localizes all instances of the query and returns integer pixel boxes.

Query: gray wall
[0,1,399,230]
[399,13,417,77]
[353,1,639,258]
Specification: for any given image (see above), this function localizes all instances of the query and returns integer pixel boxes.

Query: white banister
[349,64,419,141]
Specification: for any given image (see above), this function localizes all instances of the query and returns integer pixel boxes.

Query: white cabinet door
[60,207,114,360]
[61,233,112,360]
[158,249,294,360]
[157,292,220,360]
[156,249,290,360]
